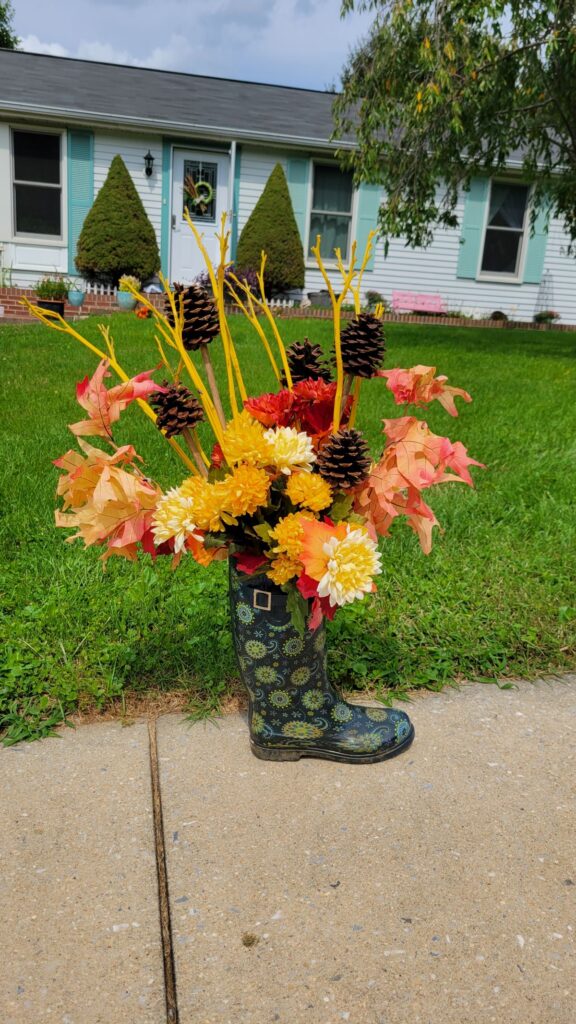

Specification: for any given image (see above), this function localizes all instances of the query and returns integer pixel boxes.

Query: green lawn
[1,313,575,743]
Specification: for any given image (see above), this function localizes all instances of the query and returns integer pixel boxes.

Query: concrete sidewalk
[1,677,575,1024]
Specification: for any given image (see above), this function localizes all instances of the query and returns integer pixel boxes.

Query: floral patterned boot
[229,562,415,763]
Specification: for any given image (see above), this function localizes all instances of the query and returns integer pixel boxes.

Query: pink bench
[392,291,447,315]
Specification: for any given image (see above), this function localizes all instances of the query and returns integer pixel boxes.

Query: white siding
[236,148,287,238]
[93,131,163,248]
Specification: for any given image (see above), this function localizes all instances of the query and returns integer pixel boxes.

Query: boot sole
[250,724,415,764]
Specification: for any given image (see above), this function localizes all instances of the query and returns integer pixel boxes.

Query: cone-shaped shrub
[236,163,305,296]
[75,155,160,285]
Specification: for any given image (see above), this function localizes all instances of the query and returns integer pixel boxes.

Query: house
[0,48,574,323]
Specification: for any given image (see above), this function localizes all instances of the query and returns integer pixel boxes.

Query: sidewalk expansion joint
[148,717,180,1024]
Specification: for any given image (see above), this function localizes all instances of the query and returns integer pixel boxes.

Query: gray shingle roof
[0,49,352,149]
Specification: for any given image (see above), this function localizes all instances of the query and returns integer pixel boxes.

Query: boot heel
[250,742,302,762]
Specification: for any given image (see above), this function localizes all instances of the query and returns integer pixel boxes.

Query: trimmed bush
[236,163,305,296]
[75,155,160,285]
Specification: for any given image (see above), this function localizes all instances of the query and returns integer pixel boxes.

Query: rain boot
[229,561,415,763]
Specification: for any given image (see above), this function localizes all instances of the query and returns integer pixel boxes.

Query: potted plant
[35,276,70,318]
[533,309,559,327]
[67,280,86,308]
[117,274,141,310]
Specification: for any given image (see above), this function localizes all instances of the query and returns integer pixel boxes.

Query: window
[183,159,217,223]
[13,130,62,237]
[480,182,529,277]
[309,164,354,261]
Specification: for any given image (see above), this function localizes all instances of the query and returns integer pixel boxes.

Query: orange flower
[266,553,302,585]
[286,471,332,512]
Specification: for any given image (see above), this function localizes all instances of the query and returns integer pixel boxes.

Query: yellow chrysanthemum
[269,512,311,560]
[266,554,302,585]
[221,410,272,467]
[263,426,316,475]
[152,488,202,553]
[219,463,270,518]
[179,476,225,533]
[286,471,332,512]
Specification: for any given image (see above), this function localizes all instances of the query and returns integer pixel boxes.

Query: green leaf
[328,493,354,522]
[253,522,273,543]
[284,586,308,636]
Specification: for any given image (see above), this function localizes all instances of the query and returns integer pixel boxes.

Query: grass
[1,312,575,744]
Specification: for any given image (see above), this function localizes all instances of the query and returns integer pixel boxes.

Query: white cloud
[15,0,373,89]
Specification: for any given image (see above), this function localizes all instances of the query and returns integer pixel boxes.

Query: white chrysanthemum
[317,526,382,607]
[152,488,202,553]
[263,426,316,475]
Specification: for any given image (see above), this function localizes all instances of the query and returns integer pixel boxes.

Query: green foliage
[1,314,575,743]
[75,155,160,285]
[0,2,19,48]
[35,275,70,300]
[236,163,305,295]
[336,2,576,252]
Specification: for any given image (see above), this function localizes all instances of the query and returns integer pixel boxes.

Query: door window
[183,160,217,223]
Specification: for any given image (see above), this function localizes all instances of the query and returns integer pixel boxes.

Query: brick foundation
[0,286,572,331]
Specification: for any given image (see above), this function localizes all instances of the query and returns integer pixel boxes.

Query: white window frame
[11,125,66,243]
[305,161,358,268]
[477,178,531,284]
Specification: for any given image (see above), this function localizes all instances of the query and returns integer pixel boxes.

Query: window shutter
[67,130,94,274]
[456,177,489,279]
[355,183,381,270]
[286,157,310,244]
[523,202,549,284]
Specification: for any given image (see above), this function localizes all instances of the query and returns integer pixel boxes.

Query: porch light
[143,151,154,177]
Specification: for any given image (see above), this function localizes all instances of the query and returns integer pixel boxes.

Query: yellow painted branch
[226,277,281,383]
[310,238,357,431]
[255,253,293,390]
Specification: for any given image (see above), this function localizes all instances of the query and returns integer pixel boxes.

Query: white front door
[170,149,230,283]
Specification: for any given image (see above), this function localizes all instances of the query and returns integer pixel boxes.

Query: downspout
[229,140,237,260]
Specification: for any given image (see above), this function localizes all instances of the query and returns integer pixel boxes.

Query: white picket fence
[84,282,115,296]
[268,298,295,309]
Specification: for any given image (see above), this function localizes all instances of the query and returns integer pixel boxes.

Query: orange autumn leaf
[379,365,472,417]
[70,358,166,438]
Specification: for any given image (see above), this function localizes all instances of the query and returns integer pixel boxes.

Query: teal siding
[160,139,172,277]
[230,145,242,260]
[67,130,94,275]
[523,201,549,284]
[286,157,310,245]
[456,177,489,279]
[355,183,381,270]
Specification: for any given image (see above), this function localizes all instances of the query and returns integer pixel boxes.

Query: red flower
[210,442,225,468]
[292,378,351,439]
[244,389,296,427]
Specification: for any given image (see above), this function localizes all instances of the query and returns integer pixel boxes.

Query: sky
[12,0,374,90]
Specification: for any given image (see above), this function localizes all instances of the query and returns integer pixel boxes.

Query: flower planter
[67,289,85,308]
[116,292,137,311]
[229,562,414,763]
[37,298,65,318]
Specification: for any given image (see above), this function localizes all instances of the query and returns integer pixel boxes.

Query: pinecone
[164,283,219,350]
[340,313,386,378]
[282,338,331,385]
[317,429,372,490]
[150,382,204,438]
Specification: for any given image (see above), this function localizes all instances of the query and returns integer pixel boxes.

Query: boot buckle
[253,589,272,612]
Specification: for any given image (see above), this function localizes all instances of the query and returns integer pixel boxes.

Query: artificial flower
[179,476,226,532]
[266,553,302,585]
[264,426,316,475]
[151,488,202,553]
[244,389,296,428]
[292,378,352,438]
[286,471,333,512]
[221,410,272,466]
[379,365,472,417]
[219,463,270,518]
[299,519,382,607]
[269,512,310,560]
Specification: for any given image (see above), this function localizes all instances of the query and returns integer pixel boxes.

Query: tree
[334,1,576,250]
[0,2,19,48]
[75,155,160,284]
[236,163,305,295]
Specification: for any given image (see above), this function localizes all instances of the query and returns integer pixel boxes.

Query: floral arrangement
[26,215,482,632]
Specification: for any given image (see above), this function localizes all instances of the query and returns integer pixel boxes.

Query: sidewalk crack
[148,717,179,1024]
